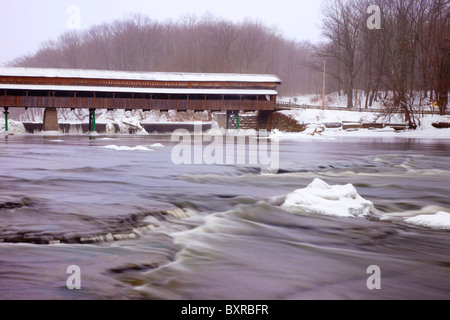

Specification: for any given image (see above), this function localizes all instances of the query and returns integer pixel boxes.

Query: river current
[0,133,449,300]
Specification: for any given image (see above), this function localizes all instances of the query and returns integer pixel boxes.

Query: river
[0,133,449,300]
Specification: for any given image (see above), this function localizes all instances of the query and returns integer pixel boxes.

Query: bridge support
[3,107,8,132]
[43,108,59,132]
[257,110,274,131]
[89,109,96,132]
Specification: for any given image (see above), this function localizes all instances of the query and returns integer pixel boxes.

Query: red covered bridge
[0,68,281,131]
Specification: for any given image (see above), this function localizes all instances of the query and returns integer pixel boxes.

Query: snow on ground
[0,120,26,134]
[18,108,211,125]
[278,92,352,108]
[66,109,171,128]
[0,92,448,139]
[273,108,450,140]
[278,90,439,111]
[278,91,386,109]
[279,108,382,124]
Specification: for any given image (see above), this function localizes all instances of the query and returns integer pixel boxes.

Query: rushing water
[0,133,449,300]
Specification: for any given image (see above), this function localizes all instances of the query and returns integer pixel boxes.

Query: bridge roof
[0,83,277,96]
[0,67,282,84]
[0,83,278,95]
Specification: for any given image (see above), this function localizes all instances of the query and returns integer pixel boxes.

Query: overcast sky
[0,0,324,66]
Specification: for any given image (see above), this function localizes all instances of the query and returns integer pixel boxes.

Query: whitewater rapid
[0,134,449,300]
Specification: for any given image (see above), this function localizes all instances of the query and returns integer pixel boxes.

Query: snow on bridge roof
[0,67,282,84]
[0,83,278,96]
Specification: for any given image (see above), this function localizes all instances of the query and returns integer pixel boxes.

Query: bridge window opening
[4,89,27,97]
[132,93,147,99]
[152,94,170,100]
[54,91,76,98]
[74,91,94,98]
[114,92,133,99]
[95,92,114,98]
[26,90,48,97]
[205,95,222,101]
[224,95,241,101]
[94,92,113,98]
[173,95,189,100]
[189,94,206,100]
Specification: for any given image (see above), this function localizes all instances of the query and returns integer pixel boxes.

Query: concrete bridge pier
[257,110,274,131]
[43,108,59,132]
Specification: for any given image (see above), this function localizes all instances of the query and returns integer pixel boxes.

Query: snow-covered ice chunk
[405,211,450,230]
[150,143,164,148]
[281,178,375,218]
[100,145,153,151]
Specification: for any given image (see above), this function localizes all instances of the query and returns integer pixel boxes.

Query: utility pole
[323,61,326,111]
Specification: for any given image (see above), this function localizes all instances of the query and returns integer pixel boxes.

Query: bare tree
[320,0,369,108]
[10,13,326,96]
[58,30,83,69]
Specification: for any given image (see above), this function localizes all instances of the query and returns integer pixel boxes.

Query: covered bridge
[0,67,281,131]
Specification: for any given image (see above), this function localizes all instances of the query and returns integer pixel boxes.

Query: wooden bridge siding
[0,76,278,90]
[0,96,275,111]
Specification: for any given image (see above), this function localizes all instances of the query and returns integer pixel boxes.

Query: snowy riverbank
[1,92,449,139]
[273,109,450,140]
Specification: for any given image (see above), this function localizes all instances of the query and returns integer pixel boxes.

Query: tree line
[9,2,449,126]
[316,0,449,126]
[10,13,321,96]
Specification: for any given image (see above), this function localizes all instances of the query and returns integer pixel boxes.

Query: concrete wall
[213,111,306,132]
[43,108,59,131]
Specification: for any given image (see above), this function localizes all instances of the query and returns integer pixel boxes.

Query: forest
[8,0,449,126]
[317,0,449,127]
